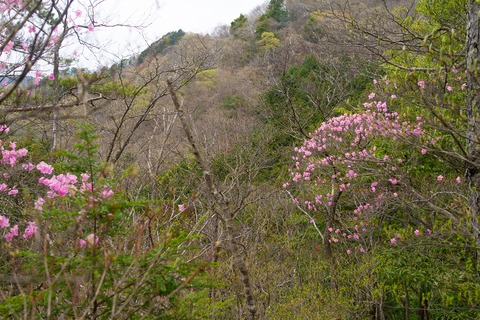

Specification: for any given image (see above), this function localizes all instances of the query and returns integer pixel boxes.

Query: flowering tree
[0,0,96,102]
[286,77,479,316]
[0,2,212,318]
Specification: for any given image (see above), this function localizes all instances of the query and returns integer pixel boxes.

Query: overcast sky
[76,0,266,68]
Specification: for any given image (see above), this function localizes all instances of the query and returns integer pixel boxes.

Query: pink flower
[309,219,314,224]
[36,161,53,174]
[100,189,114,199]
[4,40,14,54]
[417,80,425,89]
[85,233,99,247]
[368,92,376,99]
[461,83,467,90]
[48,73,55,81]
[34,197,45,210]
[8,189,18,195]
[0,215,9,228]
[388,178,398,185]
[390,94,397,99]
[421,149,427,155]
[446,86,453,92]
[22,163,34,171]
[346,249,351,255]
[23,221,37,239]
[28,25,36,33]
[4,225,18,242]
[373,79,378,84]
[456,176,461,184]
[81,173,90,182]
[75,9,82,17]
[88,24,95,32]
[437,175,443,181]
[178,204,186,212]
[79,239,87,248]
[359,247,365,253]
[414,229,420,236]
[390,238,397,244]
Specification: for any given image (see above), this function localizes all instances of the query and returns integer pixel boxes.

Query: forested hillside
[0,0,479,319]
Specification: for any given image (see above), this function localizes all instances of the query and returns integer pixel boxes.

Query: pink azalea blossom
[36,161,53,174]
[88,24,95,32]
[346,249,351,255]
[368,92,376,99]
[79,239,87,248]
[23,221,37,239]
[421,149,427,155]
[359,247,365,253]
[48,73,55,81]
[75,9,82,17]
[100,189,114,199]
[178,204,186,212]
[446,86,453,92]
[85,233,99,247]
[417,80,425,89]
[34,197,45,210]
[4,225,18,242]
[22,163,34,171]
[437,175,443,181]
[414,229,420,236]
[4,40,14,54]
[390,238,397,244]
[456,176,461,184]
[0,215,9,228]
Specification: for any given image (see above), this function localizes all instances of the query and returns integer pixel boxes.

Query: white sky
[76,0,267,68]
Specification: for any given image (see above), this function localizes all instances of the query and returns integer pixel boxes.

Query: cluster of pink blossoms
[1,4,93,87]
[0,217,37,242]
[286,94,442,253]
[0,126,114,244]
[0,0,24,12]
[289,76,469,254]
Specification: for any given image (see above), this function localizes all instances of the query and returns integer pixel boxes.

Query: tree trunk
[466,0,480,277]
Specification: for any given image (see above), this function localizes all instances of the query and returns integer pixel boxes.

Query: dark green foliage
[261,55,372,142]
[137,29,186,64]
[265,0,288,23]
[254,0,288,38]
[230,14,248,39]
